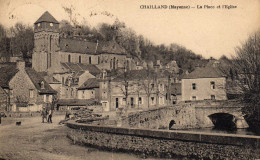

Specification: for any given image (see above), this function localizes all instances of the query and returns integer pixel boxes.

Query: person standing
[47,109,53,123]
[41,107,47,123]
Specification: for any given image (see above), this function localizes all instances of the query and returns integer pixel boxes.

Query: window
[37,23,40,27]
[62,77,65,85]
[89,57,92,64]
[211,95,215,100]
[29,89,34,98]
[210,81,215,89]
[192,96,196,101]
[138,97,142,104]
[151,97,155,105]
[98,56,100,64]
[192,83,196,90]
[50,23,53,26]
[68,55,71,63]
[79,56,81,63]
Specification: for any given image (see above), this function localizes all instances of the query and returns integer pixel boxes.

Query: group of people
[41,107,53,123]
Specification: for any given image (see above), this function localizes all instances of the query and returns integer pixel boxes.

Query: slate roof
[78,78,99,90]
[57,98,101,106]
[182,67,226,79]
[170,83,181,95]
[34,11,59,24]
[60,63,101,76]
[59,38,127,55]
[60,38,98,54]
[0,65,18,88]
[113,69,171,81]
[97,41,127,55]
[25,68,57,94]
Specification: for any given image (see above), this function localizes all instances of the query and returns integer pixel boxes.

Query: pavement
[0,114,140,160]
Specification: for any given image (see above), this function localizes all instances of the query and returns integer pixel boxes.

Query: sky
[0,0,259,59]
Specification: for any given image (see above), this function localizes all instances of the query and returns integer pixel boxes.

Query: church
[32,11,132,74]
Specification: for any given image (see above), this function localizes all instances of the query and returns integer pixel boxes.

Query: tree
[232,31,260,128]
[10,23,34,59]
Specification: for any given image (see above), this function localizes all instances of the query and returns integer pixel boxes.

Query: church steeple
[32,11,60,72]
[34,11,59,33]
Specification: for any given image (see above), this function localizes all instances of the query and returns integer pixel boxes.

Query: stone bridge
[121,100,249,130]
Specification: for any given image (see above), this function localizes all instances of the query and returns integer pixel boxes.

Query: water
[183,127,259,136]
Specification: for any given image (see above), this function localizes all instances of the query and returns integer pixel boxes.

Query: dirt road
[0,115,139,160]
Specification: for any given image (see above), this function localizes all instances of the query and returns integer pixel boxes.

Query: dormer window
[41,81,45,89]
[50,23,53,26]
[37,23,40,27]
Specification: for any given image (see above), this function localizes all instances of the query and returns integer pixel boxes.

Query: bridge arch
[208,112,237,130]
[198,110,249,129]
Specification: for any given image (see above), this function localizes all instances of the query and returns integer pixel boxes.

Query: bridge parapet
[120,100,248,130]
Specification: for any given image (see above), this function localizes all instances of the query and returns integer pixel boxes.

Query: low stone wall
[66,121,260,159]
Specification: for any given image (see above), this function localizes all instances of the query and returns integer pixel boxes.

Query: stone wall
[120,101,248,129]
[121,104,198,129]
[66,121,260,159]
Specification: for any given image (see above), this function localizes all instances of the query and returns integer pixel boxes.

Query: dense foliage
[232,31,260,131]
[0,17,204,72]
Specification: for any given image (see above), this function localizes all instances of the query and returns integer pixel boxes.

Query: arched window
[113,57,116,69]
[98,56,100,64]
[68,55,71,63]
[79,56,81,63]
[89,57,92,64]
[49,35,52,51]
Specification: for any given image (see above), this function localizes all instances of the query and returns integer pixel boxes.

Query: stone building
[77,78,100,100]
[0,64,18,111]
[181,67,227,101]
[32,11,132,73]
[100,69,172,111]
[9,61,57,112]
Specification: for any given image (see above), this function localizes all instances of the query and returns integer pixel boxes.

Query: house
[0,87,8,112]
[77,78,100,100]
[9,61,57,112]
[32,11,132,73]
[100,69,172,111]
[0,64,19,111]
[181,66,227,101]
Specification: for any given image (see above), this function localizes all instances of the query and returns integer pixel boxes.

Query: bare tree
[232,31,260,126]
[140,68,154,108]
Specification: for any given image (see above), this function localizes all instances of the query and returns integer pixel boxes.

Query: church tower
[32,11,59,72]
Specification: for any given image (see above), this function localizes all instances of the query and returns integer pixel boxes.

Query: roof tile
[35,11,59,24]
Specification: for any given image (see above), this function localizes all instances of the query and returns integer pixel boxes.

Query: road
[0,115,140,160]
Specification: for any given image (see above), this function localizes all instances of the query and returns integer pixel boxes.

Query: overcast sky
[0,0,259,58]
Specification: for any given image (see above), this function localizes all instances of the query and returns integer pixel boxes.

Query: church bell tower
[32,11,59,72]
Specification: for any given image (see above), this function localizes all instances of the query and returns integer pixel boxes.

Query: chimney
[16,61,25,71]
